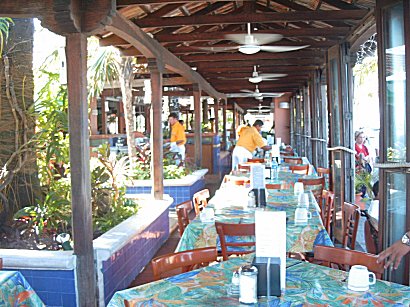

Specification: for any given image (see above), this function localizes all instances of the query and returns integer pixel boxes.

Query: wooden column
[101,94,107,134]
[89,97,98,135]
[144,105,151,135]
[232,103,236,138]
[66,33,96,307]
[222,99,227,150]
[193,83,202,167]
[118,100,126,134]
[148,59,164,199]
[214,98,219,134]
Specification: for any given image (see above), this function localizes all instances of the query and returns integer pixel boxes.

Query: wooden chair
[0,258,3,269]
[223,175,250,186]
[341,202,361,249]
[313,245,384,279]
[281,151,295,157]
[176,200,192,237]
[265,183,281,189]
[247,158,264,163]
[297,177,325,206]
[283,157,303,164]
[317,167,330,177]
[124,300,132,307]
[215,222,256,261]
[193,189,210,215]
[317,167,331,189]
[238,163,251,171]
[151,247,218,281]
[321,190,335,234]
[289,164,309,175]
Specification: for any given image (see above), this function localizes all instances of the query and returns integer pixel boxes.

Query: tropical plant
[0,17,13,57]
[354,169,377,199]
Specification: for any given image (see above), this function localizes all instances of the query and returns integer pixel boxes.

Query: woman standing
[355,131,371,173]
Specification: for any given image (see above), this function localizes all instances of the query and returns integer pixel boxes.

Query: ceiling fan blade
[260,73,288,78]
[225,33,283,45]
[261,93,284,97]
[226,93,256,98]
[240,89,257,94]
[260,45,310,53]
[192,46,239,52]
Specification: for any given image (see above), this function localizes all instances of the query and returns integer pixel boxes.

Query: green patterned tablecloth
[0,271,45,307]
[108,257,410,306]
[176,189,332,253]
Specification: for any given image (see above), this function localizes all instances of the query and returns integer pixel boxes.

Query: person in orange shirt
[168,113,186,164]
[232,120,271,170]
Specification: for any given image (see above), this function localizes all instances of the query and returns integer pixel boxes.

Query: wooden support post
[66,33,96,307]
[118,100,126,134]
[222,99,227,150]
[101,94,107,134]
[232,103,236,138]
[89,97,98,135]
[214,98,219,134]
[193,83,202,167]
[148,59,164,200]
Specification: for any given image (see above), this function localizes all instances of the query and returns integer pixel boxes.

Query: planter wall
[0,196,173,307]
[127,169,208,208]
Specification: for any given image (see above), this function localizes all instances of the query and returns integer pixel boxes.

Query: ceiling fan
[247,103,274,114]
[217,66,287,83]
[196,23,309,55]
[227,85,284,99]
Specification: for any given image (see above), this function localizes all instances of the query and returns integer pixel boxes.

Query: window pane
[384,2,406,162]
[330,58,341,145]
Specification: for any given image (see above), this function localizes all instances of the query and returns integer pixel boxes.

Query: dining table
[175,186,333,253]
[0,270,45,306]
[108,255,410,306]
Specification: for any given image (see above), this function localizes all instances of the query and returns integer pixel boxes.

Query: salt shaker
[239,265,258,304]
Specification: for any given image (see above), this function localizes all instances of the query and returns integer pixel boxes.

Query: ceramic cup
[294,207,312,223]
[347,265,376,291]
[294,182,304,196]
[200,207,215,222]
[298,192,310,208]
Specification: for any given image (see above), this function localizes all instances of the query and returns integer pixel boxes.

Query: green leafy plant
[354,169,377,199]
[0,17,13,57]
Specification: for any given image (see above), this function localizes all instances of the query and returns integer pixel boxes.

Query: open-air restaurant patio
[0,0,410,306]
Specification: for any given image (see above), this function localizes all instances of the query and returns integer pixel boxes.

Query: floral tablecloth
[0,271,45,306]
[108,257,410,306]
[176,189,332,253]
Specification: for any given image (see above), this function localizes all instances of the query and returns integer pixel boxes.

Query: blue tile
[62,294,77,307]
[47,292,63,306]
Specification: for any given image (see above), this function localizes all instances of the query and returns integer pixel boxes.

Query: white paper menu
[255,210,287,290]
[250,163,265,189]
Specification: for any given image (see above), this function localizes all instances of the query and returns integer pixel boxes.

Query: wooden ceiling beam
[180,50,324,62]
[117,0,251,6]
[153,27,349,42]
[194,58,324,67]
[135,10,368,28]
[106,11,225,99]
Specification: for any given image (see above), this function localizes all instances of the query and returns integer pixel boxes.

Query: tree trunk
[0,19,39,223]
[119,57,137,167]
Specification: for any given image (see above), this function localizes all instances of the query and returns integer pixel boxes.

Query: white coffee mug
[298,192,310,208]
[347,265,376,291]
[294,207,312,223]
[294,182,304,196]
[200,207,215,222]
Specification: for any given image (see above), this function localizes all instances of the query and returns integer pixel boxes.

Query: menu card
[255,210,287,290]
[250,163,265,189]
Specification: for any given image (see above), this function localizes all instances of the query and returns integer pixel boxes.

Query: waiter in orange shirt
[168,113,186,164]
[232,119,271,170]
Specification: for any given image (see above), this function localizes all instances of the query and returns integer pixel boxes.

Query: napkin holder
[251,188,266,207]
[252,257,281,297]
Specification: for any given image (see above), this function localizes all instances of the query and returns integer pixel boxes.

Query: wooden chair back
[313,245,384,279]
[297,177,325,205]
[124,300,132,307]
[237,163,251,171]
[176,200,192,236]
[281,151,295,157]
[247,158,264,163]
[151,247,218,281]
[321,190,335,233]
[223,175,250,186]
[289,164,309,175]
[364,219,379,254]
[0,258,2,269]
[317,167,330,175]
[342,202,361,249]
[283,157,303,164]
[265,183,281,190]
[215,222,256,261]
[193,189,210,215]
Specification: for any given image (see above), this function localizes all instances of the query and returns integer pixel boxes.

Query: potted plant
[354,169,376,209]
